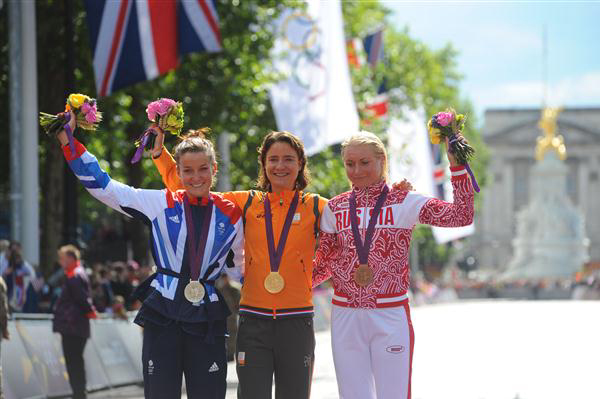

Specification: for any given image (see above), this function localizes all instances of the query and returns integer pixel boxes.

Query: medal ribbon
[63,112,76,156]
[183,195,213,281]
[349,184,389,264]
[264,192,299,273]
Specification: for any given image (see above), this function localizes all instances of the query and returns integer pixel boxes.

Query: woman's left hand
[57,110,77,146]
[446,134,468,167]
[392,178,414,192]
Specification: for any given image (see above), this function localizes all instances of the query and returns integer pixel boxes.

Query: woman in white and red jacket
[312,131,474,399]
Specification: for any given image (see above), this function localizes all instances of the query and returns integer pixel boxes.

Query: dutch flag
[84,0,222,97]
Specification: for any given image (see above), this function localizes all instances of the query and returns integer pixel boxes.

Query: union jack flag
[84,0,222,97]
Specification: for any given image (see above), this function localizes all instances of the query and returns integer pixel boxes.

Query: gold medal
[354,263,374,287]
[184,280,205,303]
[264,272,285,294]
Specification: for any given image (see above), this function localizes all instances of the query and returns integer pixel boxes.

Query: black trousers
[142,322,227,399]
[236,315,315,399]
[61,334,87,399]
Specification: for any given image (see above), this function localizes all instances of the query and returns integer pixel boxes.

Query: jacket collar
[175,190,212,205]
[351,179,388,198]
[266,189,300,206]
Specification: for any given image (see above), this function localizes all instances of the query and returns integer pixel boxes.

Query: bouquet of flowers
[427,109,479,192]
[39,93,102,154]
[131,98,184,163]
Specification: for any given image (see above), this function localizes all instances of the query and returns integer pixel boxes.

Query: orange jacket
[153,149,327,317]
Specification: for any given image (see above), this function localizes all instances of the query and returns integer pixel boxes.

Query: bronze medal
[354,263,374,287]
[184,280,205,303]
[348,185,389,289]
[264,272,285,294]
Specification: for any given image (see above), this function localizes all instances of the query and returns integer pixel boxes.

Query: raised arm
[151,127,184,192]
[418,165,474,227]
[57,116,166,220]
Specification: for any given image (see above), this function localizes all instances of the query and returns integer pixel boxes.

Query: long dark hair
[256,131,310,191]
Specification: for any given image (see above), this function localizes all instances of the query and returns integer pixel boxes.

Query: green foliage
[69,0,299,233]
[0,0,488,270]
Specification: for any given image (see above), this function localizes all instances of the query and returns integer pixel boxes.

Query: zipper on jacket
[360,189,370,301]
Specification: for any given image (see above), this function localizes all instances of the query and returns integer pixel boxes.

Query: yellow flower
[427,121,442,144]
[67,93,89,109]
[429,128,442,144]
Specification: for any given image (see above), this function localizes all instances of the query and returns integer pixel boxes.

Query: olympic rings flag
[269,1,359,156]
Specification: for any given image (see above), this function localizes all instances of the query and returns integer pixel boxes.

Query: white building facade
[475,108,600,271]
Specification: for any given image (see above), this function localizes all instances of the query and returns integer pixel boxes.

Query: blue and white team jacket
[63,140,244,324]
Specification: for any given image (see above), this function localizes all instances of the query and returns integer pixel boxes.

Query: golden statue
[535,107,567,161]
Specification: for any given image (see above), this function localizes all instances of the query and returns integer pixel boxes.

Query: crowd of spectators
[0,239,242,360]
[409,269,600,304]
[2,239,599,316]
[0,239,153,317]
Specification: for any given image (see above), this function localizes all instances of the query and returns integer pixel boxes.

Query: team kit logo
[334,207,395,231]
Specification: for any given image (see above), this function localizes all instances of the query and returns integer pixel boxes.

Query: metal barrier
[2,313,143,399]
[1,289,334,398]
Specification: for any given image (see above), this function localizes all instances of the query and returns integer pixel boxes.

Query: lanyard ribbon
[448,133,480,192]
[63,112,76,156]
[349,185,389,264]
[264,192,299,273]
[183,195,213,281]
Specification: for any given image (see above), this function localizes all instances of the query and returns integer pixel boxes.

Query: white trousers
[331,304,414,399]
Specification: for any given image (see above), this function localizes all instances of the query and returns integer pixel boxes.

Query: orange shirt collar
[267,190,300,205]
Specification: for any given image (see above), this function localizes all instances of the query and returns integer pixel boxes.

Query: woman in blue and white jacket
[56,114,244,399]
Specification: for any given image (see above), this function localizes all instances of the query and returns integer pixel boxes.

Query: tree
[1,0,300,274]
[0,0,487,277]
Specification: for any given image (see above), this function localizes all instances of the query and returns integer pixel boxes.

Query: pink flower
[436,112,454,127]
[85,110,97,124]
[146,98,176,121]
[81,101,98,124]
[146,102,160,121]
[156,98,176,115]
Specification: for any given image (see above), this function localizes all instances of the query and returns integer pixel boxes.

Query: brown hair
[341,131,389,182]
[58,244,81,261]
[257,131,310,191]
[173,128,218,186]
[173,128,217,165]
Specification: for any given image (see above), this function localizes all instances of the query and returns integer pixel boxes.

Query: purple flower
[436,112,453,127]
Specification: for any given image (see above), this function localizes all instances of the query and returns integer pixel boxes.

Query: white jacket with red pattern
[312,165,474,309]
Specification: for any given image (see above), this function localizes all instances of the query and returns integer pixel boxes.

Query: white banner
[388,109,474,244]
[269,1,359,155]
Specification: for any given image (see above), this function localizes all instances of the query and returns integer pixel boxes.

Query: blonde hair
[341,131,389,182]
[58,244,81,261]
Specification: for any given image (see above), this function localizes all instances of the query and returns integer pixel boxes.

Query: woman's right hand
[150,124,165,158]
[57,110,76,146]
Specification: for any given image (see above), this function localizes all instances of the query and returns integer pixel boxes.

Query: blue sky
[385,1,600,118]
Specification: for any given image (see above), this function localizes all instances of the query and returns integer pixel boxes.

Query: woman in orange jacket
[151,128,326,399]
